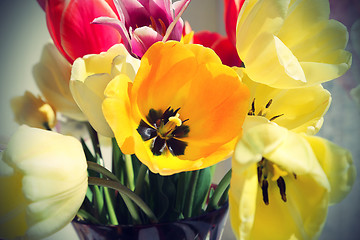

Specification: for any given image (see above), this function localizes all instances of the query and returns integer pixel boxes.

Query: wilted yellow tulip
[236,0,352,88]
[229,118,355,239]
[236,69,331,135]
[0,125,88,240]
[103,41,250,175]
[33,43,85,121]
[11,91,56,130]
[70,43,140,137]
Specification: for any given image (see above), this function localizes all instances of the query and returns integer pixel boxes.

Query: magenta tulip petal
[130,26,163,58]
[149,0,172,23]
[37,0,46,11]
[114,0,150,28]
[173,0,191,17]
[60,0,121,62]
[92,17,132,55]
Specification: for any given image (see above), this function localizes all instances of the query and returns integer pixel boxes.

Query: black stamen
[277,177,287,202]
[265,99,272,108]
[248,98,256,115]
[293,173,297,179]
[269,114,284,121]
[257,166,262,184]
[261,179,269,205]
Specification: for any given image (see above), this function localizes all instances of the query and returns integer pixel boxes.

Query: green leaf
[111,138,125,184]
[192,167,212,216]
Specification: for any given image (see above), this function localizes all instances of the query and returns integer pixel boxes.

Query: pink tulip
[38,0,122,63]
[92,0,191,58]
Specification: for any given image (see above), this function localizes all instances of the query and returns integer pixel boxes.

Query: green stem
[87,161,119,181]
[124,155,135,190]
[207,169,232,211]
[87,161,141,223]
[86,122,102,158]
[88,177,158,223]
[103,187,119,225]
[184,170,199,218]
[134,164,148,196]
[175,172,187,215]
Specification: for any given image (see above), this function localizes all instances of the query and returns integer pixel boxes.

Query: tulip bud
[11,91,56,130]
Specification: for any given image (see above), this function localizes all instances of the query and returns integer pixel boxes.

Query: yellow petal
[236,0,352,88]
[248,174,329,239]
[33,43,85,121]
[106,41,250,174]
[231,120,331,239]
[70,74,114,137]
[103,75,136,154]
[236,0,289,60]
[238,69,331,134]
[70,44,140,137]
[304,135,356,204]
[0,126,87,240]
[11,91,56,129]
[229,164,258,240]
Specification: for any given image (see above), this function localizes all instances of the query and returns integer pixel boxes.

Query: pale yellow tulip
[236,0,352,88]
[236,68,331,135]
[11,91,56,130]
[229,118,355,239]
[0,125,88,240]
[70,44,140,137]
[33,43,85,121]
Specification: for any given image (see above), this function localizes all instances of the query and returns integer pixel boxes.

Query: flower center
[257,158,297,205]
[137,107,190,156]
[248,98,283,121]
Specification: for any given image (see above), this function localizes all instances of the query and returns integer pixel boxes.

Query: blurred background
[0,0,359,239]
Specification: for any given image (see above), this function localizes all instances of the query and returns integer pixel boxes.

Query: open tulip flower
[10,91,56,130]
[229,118,355,240]
[38,0,122,63]
[0,125,88,240]
[93,0,191,58]
[103,41,250,175]
[236,69,331,135]
[236,0,352,88]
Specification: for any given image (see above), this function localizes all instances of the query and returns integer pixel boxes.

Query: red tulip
[38,0,122,63]
[224,0,245,45]
[192,0,244,67]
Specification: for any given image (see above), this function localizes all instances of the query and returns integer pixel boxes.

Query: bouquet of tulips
[0,0,357,239]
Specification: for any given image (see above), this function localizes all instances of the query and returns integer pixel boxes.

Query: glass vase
[72,202,229,240]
